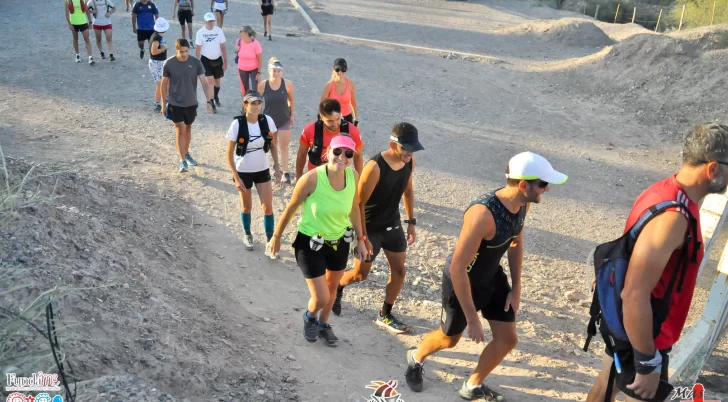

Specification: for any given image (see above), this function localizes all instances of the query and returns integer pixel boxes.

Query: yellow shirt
[68,0,88,25]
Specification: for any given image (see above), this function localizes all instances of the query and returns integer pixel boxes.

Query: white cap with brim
[154,17,170,33]
[204,12,216,21]
[505,151,568,184]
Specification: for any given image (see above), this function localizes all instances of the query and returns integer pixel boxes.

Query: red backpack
[68,0,88,14]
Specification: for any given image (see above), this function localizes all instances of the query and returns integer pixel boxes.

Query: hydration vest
[234,114,273,156]
[307,119,350,166]
[68,0,88,14]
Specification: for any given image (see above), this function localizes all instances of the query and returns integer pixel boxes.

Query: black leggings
[239,68,258,94]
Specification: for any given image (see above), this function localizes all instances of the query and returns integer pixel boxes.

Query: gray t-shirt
[162,56,205,107]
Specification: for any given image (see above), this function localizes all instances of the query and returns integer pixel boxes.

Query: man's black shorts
[137,29,154,42]
[236,169,271,189]
[360,223,407,263]
[177,9,193,24]
[440,267,515,336]
[73,23,89,32]
[168,104,197,125]
[293,232,349,279]
[200,56,224,79]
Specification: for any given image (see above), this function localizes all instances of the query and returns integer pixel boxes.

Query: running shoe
[405,348,424,392]
[303,311,317,343]
[376,312,410,334]
[139,49,144,59]
[100,51,105,59]
[179,161,188,173]
[89,56,95,66]
[264,31,267,37]
[263,240,278,259]
[317,324,338,347]
[282,173,291,184]
[214,97,221,107]
[458,382,505,401]
[75,54,81,63]
[332,287,343,316]
[154,104,162,112]
[243,234,254,250]
[185,153,198,166]
[269,35,272,41]
[109,54,116,61]
[190,42,194,49]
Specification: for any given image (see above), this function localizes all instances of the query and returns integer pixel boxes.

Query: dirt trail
[1,0,727,401]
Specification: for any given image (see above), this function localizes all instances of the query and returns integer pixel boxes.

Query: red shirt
[623,175,703,350]
[299,122,363,171]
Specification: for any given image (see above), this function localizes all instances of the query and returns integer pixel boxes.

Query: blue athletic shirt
[132,1,158,30]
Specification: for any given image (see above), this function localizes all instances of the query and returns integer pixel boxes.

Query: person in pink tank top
[235,25,263,103]
[321,58,359,127]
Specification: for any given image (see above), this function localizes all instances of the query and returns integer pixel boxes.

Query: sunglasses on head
[334,67,347,73]
[332,148,354,158]
[527,180,549,189]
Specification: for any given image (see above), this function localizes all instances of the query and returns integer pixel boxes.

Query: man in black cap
[332,122,424,334]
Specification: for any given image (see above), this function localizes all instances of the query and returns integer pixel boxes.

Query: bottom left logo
[6,393,62,402]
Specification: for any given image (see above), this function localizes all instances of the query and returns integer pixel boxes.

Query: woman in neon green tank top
[269,135,370,346]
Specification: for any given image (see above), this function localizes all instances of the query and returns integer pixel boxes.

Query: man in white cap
[404,151,567,401]
[195,12,226,107]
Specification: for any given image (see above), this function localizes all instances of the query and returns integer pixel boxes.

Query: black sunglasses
[334,67,347,73]
[332,148,354,159]
[527,179,549,189]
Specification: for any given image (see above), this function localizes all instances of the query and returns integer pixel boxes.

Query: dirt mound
[499,18,614,47]
[596,22,657,42]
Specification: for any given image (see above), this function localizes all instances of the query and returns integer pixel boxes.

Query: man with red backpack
[65,0,95,65]
[585,122,728,402]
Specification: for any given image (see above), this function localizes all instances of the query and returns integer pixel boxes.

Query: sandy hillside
[1,0,727,401]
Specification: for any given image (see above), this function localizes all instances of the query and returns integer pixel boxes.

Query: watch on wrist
[404,218,417,226]
[357,235,367,241]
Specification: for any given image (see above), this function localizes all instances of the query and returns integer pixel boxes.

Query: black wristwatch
[404,218,416,226]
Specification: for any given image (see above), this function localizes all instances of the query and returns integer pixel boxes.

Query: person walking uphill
[332,123,424,334]
[404,151,568,401]
[172,0,194,48]
[225,90,281,252]
[132,0,158,59]
[65,0,95,65]
[161,39,216,174]
[86,0,115,61]
[585,123,728,402]
[260,0,274,40]
[149,17,169,112]
[321,58,359,125]
[296,99,363,180]
[195,12,226,108]
[235,26,262,97]
[258,57,295,183]
[268,135,369,347]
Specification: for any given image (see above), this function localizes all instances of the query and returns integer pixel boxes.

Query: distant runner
[161,39,216,173]
[226,90,281,252]
[132,0,159,59]
[172,0,194,48]
[404,152,567,401]
[261,0,274,40]
[149,17,169,112]
[333,123,424,335]
[296,99,363,180]
[235,26,262,97]
[258,57,294,183]
[65,0,95,65]
[86,0,115,61]
[210,0,227,28]
[269,135,369,347]
[321,58,358,126]
[195,12,226,108]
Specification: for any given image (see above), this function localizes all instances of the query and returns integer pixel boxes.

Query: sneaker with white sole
[376,312,410,334]
[185,153,198,166]
[458,382,505,401]
[75,54,81,63]
[243,234,254,250]
[178,161,188,173]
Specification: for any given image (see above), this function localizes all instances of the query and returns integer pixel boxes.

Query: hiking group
[60,0,727,400]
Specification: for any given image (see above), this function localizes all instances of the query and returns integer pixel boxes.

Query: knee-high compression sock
[264,214,275,241]
[214,86,220,100]
[240,212,252,235]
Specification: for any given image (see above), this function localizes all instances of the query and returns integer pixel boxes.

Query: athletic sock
[305,310,314,319]
[263,214,274,241]
[336,284,344,297]
[466,382,480,390]
[240,212,252,235]
[214,86,220,99]
[381,302,393,316]
[411,350,422,365]
[317,321,328,327]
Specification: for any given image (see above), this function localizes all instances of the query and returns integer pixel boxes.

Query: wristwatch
[404,218,417,226]
[357,235,367,241]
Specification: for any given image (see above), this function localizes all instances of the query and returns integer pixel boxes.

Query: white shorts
[213,2,227,12]
[149,59,164,82]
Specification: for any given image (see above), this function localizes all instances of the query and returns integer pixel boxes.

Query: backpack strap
[234,115,249,157]
[340,119,349,134]
[309,121,325,166]
[628,200,685,239]
[259,114,272,153]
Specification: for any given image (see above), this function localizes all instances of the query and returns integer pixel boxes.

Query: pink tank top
[328,78,352,116]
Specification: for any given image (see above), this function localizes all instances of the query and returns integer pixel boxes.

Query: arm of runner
[287,80,295,126]
[65,1,72,28]
[295,138,308,181]
[198,73,215,112]
[172,0,177,16]
[209,0,213,12]
[160,76,169,111]
[270,170,317,254]
[403,156,416,245]
[449,205,495,341]
[256,52,263,78]
[505,225,524,314]
[257,80,265,96]
[195,38,201,58]
[220,42,227,71]
[320,82,331,103]
[131,11,137,32]
[349,170,369,261]
[350,80,358,121]
[357,160,380,253]
[353,151,363,174]
[190,0,194,15]
[150,39,162,55]
[623,211,688,354]
[226,139,244,192]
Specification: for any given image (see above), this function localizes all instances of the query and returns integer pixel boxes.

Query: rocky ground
[1,0,727,400]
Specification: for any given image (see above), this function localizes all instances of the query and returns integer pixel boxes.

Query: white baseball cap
[505,151,567,184]
[204,12,216,21]
[154,17,170,33]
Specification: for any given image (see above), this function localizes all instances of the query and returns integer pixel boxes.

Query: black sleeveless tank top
[445,189,526,287]
[364,152,413,232]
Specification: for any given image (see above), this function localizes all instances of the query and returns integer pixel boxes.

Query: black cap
[390,123,424,152]
[333,58,347,69]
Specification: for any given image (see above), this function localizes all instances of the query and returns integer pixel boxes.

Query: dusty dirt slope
[1,0,727,401]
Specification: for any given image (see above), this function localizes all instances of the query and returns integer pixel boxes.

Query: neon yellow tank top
[298,165,355,241]
[69,0,88,25]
